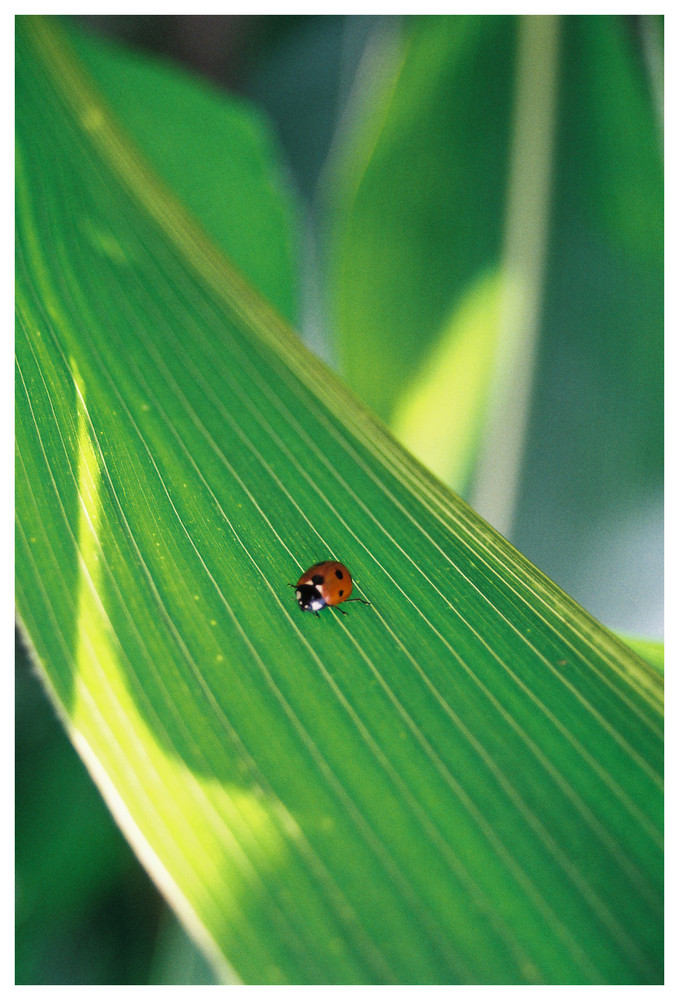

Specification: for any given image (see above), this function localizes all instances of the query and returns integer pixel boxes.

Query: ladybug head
[295,582,327,613]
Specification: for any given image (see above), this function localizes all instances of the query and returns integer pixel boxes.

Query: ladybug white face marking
[295,581,327,613]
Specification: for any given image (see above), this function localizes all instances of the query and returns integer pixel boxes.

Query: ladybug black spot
[312,574,324,585]
[339,590,344,597]
[335,569,344,579]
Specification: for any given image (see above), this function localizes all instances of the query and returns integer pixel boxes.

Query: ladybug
[292,561,370,617]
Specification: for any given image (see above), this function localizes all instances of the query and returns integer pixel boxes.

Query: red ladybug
[292,561,370,617]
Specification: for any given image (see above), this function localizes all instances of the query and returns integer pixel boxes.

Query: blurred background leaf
[67,21,301,324]
[323,15,515,431]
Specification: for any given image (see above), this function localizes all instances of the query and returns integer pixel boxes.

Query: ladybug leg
[346,598,371,606]
[335,606,349,616]
[314,610,320,618]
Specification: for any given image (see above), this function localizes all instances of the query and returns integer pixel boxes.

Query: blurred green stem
[471,15,559,537]
[639,15,663,148]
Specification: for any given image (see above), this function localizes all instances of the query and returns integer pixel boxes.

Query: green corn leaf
[613,635,664,674]
[16,17,663,985]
